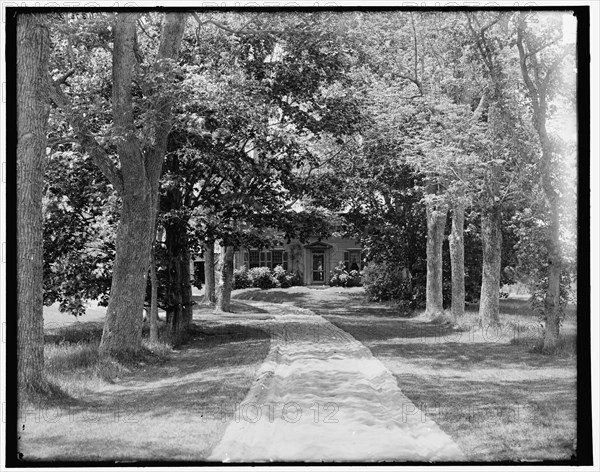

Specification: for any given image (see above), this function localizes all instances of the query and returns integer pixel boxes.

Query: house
[234,237,364,285]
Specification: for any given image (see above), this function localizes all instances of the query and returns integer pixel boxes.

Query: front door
[312,252,325,283]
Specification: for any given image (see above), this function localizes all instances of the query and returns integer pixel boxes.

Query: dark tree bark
[149,244,159,343]
[425,197,447,316]
[98,13,152,356]
[48,13,187,357]
[204,239,216,303]
[163,219,192,347]
[516,15,567,351]
[99,13,186,356]
[449,200,465,322]
[479,206,502,326]
[17,14,50,393]
[181,250,193,329]
[216,246,234,312]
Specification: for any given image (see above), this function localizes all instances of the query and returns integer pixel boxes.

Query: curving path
[209,302,465,463]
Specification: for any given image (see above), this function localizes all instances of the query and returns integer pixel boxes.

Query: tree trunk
[217,246,235,312]
[100,193,154,355]
[479,206,502,326]
[534,73,562,352]
[543,201,561,350]
[204,239,216,303]
[164,220,191,347]
[99,14,151,356]
[17,14,50,394]
[98,13,186,357]
[425,200,447,316]
[181,249,193,329]
[449,200,465,323]
[516,13,565,351]
[149,244,159,343]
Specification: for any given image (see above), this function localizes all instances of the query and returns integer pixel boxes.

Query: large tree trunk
[204,239,216,303]
[17,14,50,394]
[516,14,565,352]
[479,206,502,326]
[449,200,465,322]
[539,130,561,351]
[100,193,154,355]
[543,201,561,350]
[149,244,159,343]
[98,13,186,356]
[535,88,562,352]
[182,250,193,329]
[164,220,192,347]
[425,200,447,316]
[99,14,151,356]
[216,246,235,312]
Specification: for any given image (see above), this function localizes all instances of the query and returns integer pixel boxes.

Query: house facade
[234,237,364,285]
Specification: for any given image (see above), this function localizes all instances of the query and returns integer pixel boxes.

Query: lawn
[22,286,578,462]
[19,299,273,462]
[233,286,578,462]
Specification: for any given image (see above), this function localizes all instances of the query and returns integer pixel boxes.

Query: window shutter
[344,251,349,270]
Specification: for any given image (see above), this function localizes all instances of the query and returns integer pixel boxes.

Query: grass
[233,286,578,462]
[19,301,272,461]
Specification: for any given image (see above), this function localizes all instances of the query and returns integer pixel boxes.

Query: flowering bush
[248,266,280,289]
[361,261,413,303]
[233,265,303,290]
[329,262,361,288]
[272,265,295,288]
[233,265,253,289]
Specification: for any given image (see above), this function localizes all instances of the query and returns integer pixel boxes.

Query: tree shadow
[63,322,271,418]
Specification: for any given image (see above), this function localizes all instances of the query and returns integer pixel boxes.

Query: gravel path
[209,301,465,462]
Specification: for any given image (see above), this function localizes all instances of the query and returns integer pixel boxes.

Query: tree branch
[48,77,124,193]
[526,38,560,58]
[516,13,540,114]
[409,12,421,93]
[191,13,282,36]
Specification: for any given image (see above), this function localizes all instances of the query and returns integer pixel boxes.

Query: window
[248,250,260,268]
[272,250,283,267]
[344,249,362,271]
[245,249,287,270]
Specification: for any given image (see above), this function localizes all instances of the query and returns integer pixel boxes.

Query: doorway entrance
[312,252,325,283]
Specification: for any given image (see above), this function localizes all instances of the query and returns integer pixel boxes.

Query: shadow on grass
[62,321,271,417]
[371,339,576,371]
[44,322,104,345]
[233,289,315,305]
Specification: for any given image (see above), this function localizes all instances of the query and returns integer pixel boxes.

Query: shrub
[289,270,304,287]
[361,261,412,303]
[329,261,361,288]
[248,266,280,289]
[272,265,295,288]
[233,265,253,289]
[233,266,302,290]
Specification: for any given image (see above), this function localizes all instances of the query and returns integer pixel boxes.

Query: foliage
[247,267,280,290]
[272,265,296,289]
[43,151,118,316]
[233,265,253,290]
[361,262,414,304]
[508,206,576,323]
[233,265,301,290]
[329,262,361,288]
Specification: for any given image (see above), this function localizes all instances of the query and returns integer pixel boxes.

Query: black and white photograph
[1,1,597,468]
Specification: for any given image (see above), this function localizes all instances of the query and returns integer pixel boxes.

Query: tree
[159,12,364,314]
[43,151,117,316]
[516,11,575,350]
[17,13,51,393]
[49,12,187,356]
